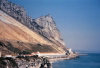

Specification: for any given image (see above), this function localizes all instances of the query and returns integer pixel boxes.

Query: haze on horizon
[9,0,100,53]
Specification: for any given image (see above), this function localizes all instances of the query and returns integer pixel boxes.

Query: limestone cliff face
[34,15,65,46]
[0,0,65,46]
[0,0,67,55]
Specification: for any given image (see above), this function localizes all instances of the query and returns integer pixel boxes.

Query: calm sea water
[53,53,100,68]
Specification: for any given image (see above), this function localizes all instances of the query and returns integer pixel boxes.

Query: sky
[9,0,100,53]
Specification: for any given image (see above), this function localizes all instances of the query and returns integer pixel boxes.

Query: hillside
[0,10,51,44]
[0,10,66,56]
[0,0,67,56]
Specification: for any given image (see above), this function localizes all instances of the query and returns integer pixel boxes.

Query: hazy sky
[9,0,100,53]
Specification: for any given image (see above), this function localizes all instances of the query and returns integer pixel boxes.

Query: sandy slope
[0,10,66,55]
[0,10,52,45]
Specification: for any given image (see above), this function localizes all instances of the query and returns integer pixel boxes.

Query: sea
[53,53,100,68]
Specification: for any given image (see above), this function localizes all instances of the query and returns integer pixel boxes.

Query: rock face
[0,0,65,46]
[0,56,52,68]
[34,15,65,45]
[0,9,66,55]
[0,0,67,55]
[0,0,30,25]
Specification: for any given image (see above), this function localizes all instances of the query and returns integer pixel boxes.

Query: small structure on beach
[66,48,74,55]
[5,55,12,57]
[0,52,1,57]
[31,51,40,56]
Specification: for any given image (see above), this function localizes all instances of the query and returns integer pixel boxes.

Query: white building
[5,55,12,57]
[67,48,73,54]
[0,52,1,57]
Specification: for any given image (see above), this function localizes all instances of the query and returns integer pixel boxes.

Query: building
[0,52,1,57]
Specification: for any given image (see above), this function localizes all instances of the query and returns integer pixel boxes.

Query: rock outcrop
[34,15,65,45]
[0,56,52,68]
[0,0,67,56]
[0,0,65,46]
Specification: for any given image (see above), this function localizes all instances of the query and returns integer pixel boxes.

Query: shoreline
[48,53,79,63]
[0,53,79,68]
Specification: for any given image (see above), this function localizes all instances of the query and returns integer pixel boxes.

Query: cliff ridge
[0,0,67,56]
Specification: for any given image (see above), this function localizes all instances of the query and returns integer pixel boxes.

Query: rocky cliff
[0,0,67,56]
[34,15,65,45]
